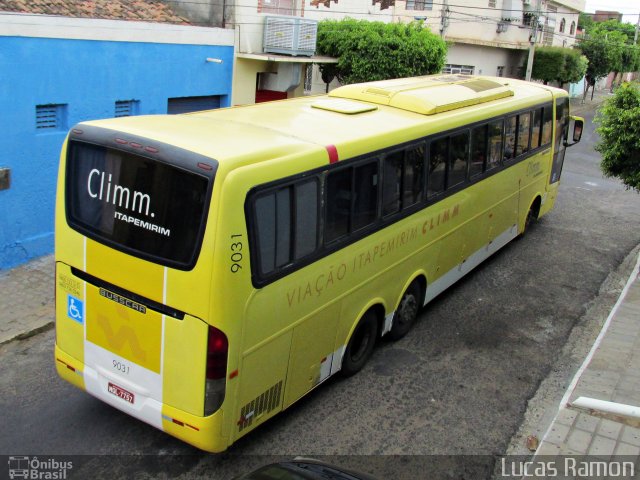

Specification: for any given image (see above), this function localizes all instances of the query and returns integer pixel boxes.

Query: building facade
[0,12,234,268]
[395,0,585,79]
[171,0,584,102]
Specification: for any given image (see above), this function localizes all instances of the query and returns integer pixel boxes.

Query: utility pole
[525,0,543,82]
[440,0,450,39]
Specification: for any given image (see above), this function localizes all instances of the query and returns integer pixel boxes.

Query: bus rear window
[66,141,211,270]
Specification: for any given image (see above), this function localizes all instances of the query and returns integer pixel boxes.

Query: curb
[0,321,54,347]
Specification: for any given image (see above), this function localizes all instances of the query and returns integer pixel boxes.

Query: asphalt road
[1,105,640,480]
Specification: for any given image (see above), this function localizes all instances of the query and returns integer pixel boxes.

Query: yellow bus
[54,75,583,452]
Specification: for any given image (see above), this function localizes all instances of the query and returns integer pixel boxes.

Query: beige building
[394,0,584,78]
[170,0,585,103]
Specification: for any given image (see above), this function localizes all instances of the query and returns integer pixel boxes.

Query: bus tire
[387,281,421,341]
[341,310,378,377]
[520,200,540,237]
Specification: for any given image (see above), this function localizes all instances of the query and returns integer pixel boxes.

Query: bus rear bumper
[54,344,229,453]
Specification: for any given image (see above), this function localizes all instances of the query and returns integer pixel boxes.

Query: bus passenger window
[470,125,487,178]
[516,112,531,156]
[504,116,517,160]
[325,168,352,243]
[487,120,503,170]
[382,151,403,217]
[532,108,543,148]
[448,131,469,188]
[403,145,425,208]
[254,188,291,275]
[541,106,553,145]
[353,162,379,230]
[428,138,447,198]
[294,180,318,260]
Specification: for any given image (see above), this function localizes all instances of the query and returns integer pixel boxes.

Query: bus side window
[428,137,447,198]
[532,108,543,149]
[294,180,319,260]
[516,111,531,157]
[403,144,425,208]
[487,120,503,170]
[504,116,517,160]
[325,168,352,243]
[448,131,469,189]
[541,106,553,146]
[353,162,379,231]
[382,151,403,217]
[470,125,488,178]
[254,187,291,275]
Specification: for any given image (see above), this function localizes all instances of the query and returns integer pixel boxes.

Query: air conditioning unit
[263,16,318,57]
[523,0,532,6]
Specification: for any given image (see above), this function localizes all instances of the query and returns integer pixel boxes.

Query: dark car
[233,457,381,480]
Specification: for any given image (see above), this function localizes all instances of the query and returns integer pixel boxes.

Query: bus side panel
[284,301,341,408]
[233,324,292,442]
[520,151,550,227]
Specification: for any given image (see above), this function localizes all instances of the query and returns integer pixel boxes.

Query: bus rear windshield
[66,141,211,270]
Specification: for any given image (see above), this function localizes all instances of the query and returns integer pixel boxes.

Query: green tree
[529,46,587,86]
[316,19,447,86]
[578,12,594,33]
[578,27,626,99]
[595,82,640,192]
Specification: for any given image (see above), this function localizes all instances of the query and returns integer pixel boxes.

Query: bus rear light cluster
[204,325,228,415]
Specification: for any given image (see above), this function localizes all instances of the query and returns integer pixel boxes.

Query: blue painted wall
[0,35,233,269]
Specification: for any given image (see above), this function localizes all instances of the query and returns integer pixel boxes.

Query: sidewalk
[531,252,640,463]
[0,254,54,345]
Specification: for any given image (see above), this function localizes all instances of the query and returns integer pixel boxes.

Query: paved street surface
[2,92,640,479]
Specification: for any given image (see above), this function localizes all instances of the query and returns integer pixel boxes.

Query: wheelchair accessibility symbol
[67,295,84,324]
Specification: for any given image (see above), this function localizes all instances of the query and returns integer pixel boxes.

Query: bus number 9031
[230,235,243,273]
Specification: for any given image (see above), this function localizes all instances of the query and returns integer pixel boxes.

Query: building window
[488,0,496,7]
[36,104,67,131]
[559,18,566,33]
[115,100,140,117]
[167,95,222,114]
[497,66,505,77]
[406,0,433,10]
[261,0,295,15]
[442,64,475,75]
[304,65,313,94]
[570,21,576,35]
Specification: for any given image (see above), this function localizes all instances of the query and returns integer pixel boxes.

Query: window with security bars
[115,100,140,117]
[406,0,433,10]
[36,104,67,131]
[304,65,313,94]
[442,64,475,75]
[488,0,496,7]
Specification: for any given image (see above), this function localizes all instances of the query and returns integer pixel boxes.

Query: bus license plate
[108,382,135,404]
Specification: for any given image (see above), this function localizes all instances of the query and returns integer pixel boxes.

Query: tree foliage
[529,46,587,85]
[578,27,627,83]
[578,19,639,88]
[316,19,447,85]
[595,82,640,192]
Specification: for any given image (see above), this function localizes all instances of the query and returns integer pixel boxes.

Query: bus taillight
[204,325,228,415]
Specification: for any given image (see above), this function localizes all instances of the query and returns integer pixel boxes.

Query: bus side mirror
[565,116,584,147]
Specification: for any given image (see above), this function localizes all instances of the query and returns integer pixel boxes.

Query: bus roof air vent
[328,75,514,115]
[311,99,378,115]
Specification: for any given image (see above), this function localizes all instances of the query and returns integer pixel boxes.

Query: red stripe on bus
[326,145,339,164]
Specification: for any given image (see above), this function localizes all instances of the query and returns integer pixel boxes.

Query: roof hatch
[311,99,378,114]
[328,75,514,115]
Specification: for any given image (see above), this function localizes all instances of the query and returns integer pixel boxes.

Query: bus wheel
[341,311,378,377]
[520,202,539,237]
[387,281,420,341]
